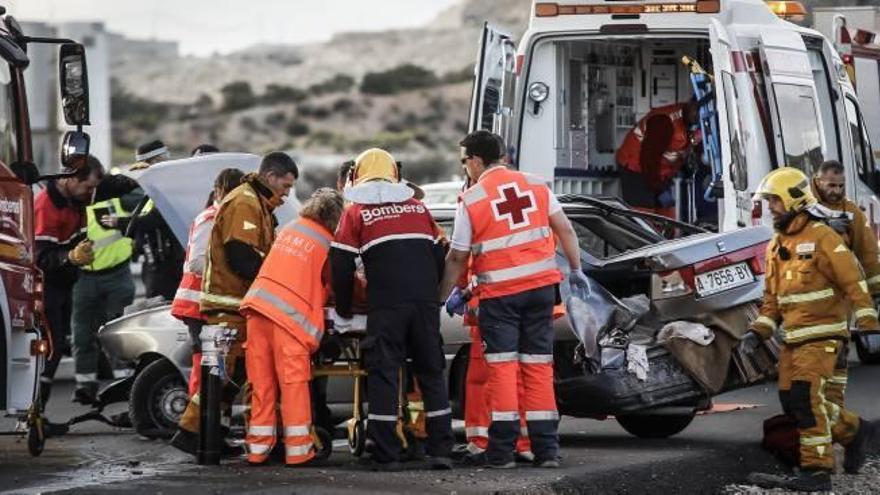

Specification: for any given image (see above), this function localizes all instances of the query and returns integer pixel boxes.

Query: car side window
[845,96,879,194]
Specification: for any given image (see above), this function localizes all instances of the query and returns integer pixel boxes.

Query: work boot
[534,456,561,468]
[487,458,516,470]
[170,428,198,456]
[460,451,487,467]
[425,456,453,470]
[844,419,877,474]
[72,382,98,406]
[747,470,832,492]
[515,450,536,463]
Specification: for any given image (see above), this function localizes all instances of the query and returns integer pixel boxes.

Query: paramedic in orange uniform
[440,130,586,468]
[616,102,698,219]
[240,188,345,466]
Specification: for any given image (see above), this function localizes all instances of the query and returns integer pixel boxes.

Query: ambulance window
[844,96,878,192]
[722,72,747,191]
[773,84,824,174]
[0,64,17,167]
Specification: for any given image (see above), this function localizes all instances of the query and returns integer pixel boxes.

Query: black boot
[747,469,832,492]
[844,419,877,474]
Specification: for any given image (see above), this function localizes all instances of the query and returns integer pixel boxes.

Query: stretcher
[313,309,423,460]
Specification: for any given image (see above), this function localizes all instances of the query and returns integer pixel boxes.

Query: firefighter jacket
[459,167,562,300]
[241,217,332,353]
[201,174,278,316]
[812,179,880,295]
[81,197,134,272]
[171,204,217,321]
[753,212,880,344]
[616,103,689,188]
[331,197,445,317]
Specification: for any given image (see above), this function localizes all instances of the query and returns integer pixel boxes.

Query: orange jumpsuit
[240,218,333,465]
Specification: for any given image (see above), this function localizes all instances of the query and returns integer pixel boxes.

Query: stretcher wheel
[27,421,45,457]
[313,427,333,461]
[348,419,366,456]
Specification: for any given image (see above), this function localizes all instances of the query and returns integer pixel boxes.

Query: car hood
[124,152,301,246]
[598,226,772,271]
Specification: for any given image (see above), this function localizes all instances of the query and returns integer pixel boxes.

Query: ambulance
[469,0,880,234]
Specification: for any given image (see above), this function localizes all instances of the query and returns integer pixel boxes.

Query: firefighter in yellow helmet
[744,167,880,492]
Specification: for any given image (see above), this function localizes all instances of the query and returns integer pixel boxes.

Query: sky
[6,0,462,56]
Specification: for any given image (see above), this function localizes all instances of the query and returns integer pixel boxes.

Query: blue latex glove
[445,286,467,317]
[569,269,591,292]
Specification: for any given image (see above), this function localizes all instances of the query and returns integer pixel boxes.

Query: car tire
[129,359,188,439]
[616,412,696,439]
[855,335,880,365]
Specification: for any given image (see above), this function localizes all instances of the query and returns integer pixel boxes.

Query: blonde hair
[300,188,345,232]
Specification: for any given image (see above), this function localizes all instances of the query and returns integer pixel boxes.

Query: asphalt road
[0,352,878,495]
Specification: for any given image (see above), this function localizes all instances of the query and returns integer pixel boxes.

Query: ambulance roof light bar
[534,1,720,17]
[765,1,807,21]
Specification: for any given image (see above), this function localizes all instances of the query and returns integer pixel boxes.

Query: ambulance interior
[518,36,716,225]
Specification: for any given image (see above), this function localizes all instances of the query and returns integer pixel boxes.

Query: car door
[468,23,517,154]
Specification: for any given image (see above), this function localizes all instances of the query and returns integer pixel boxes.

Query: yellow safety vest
[83,198,133,271]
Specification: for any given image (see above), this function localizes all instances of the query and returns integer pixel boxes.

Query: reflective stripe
[491,411,520,421]
[466,426,488,438]
[523,173,550,186]
[868,274,880,286]
[284,425,311,437]
[854,308,878,320]
[175,288,202,303]
[754,316,778,331]
[785,321,848,342]
[778,288,835,305]
[829,375,848,385]
[330,241,359,254]
[245,287,323,340]
[91,231,124,250]
[368,413,398,422]
[476,256,558,284]
[248,443,271,455]
[859,281,869,293]
[286,443,313,457]
[361,233,435,253]
[288,222,331,249]
[426,407,452,418]
[201,292,243,307]
[471,227,551,256]
[75,373,97,383]
[484,351,518,363]
[800,435,832,446]
[248,425,276,436]
[525,410,559,421]
[519,353,553,364]
[462,184,488,206]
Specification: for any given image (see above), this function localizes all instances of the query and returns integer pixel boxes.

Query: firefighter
[171,151,298,456]
[240,188,345,466]
[439,130,586,469]
[34,156,138,412]
[331,148,454,471]
[127,139,186,300]
[69,184,140,404]
[170,168,244,399]
[811,159,880,416]
[616,101,698,219]
[744,167,880,492]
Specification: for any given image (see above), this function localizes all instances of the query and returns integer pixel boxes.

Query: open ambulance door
[841,86,880,242]
[709,19,749,232]
[468,23,517,157]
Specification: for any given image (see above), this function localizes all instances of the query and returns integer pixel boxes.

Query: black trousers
[364,303,453,463]
[40,284,73,407]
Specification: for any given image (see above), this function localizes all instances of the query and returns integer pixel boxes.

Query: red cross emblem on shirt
[491,182,537,230]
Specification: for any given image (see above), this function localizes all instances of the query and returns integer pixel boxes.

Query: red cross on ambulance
[491,182,537,230]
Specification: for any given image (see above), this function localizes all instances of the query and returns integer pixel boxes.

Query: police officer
[332,148,453,471]
[439,130,585,468]
[744,167,880,492]
[70,187,139,404]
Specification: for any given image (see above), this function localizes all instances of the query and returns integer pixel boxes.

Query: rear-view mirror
[61,131,90,170]
[59,43,90,126]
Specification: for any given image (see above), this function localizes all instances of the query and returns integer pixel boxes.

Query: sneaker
[170,429,198,456]
[844,419,876,474]
[747,470,832,492]
[451,443,484,461]
[534,457,560,468]
[515,450,535,463]
[460,451,487,467]
[487,459,516,470]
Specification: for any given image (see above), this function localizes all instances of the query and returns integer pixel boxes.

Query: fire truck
[0,6,91,455]
[469,0,880,234]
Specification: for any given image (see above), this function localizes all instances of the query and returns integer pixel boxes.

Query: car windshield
[568,212,660,260]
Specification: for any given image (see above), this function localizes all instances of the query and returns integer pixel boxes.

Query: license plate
[695,262,754,298]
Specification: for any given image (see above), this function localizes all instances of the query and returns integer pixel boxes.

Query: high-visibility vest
[616,103,689,185]
[461,167,562,300]
[171,205,217,321]
[240,217,331,353]
[82,198,133,272]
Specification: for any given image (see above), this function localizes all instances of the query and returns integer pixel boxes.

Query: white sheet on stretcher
[324,308,367,334]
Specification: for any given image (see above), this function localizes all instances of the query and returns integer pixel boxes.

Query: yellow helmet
[352,148,399,186]
[753,167,817,212]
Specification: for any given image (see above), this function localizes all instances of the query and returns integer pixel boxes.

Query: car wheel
[855,335,880,365]
[616,412,696,439]
[129,359,188,439]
